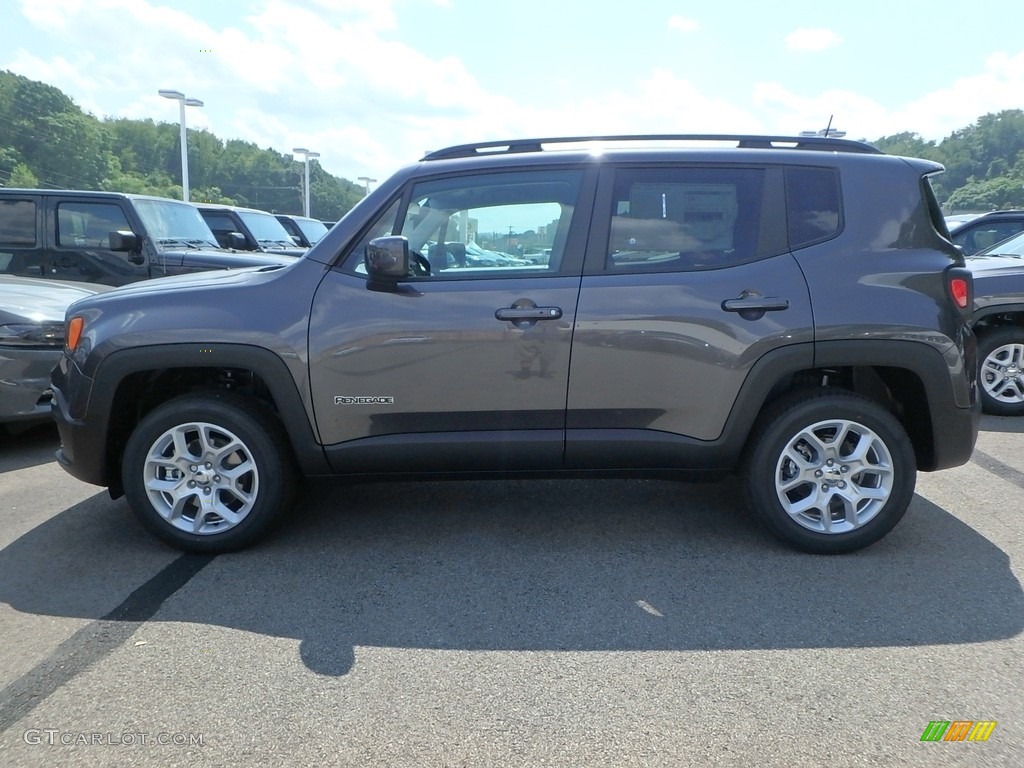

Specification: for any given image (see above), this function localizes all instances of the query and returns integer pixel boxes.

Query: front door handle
[722,291,789,321]
[721,297,789,312]
[495,307,563,321]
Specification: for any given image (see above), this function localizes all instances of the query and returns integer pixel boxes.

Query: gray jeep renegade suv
[50,135,979,554]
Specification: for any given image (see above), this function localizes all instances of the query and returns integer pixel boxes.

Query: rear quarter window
[785,167,841,249]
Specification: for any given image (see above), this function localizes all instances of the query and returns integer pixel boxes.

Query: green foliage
[945,176,1024,211]
[7,162,38,187]
[876,110,1024,209]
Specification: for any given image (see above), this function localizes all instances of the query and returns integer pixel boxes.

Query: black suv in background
[0,190,288,285]
[51,135,979,555]
[196,203,307,258]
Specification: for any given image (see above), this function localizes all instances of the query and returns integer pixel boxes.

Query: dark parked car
[52,134,978,555]
[0,190,287,286]
[275,214,329,248]
[965,229,1024,415]
[196,204,307,258]
[948,210,1024,256]
[0,275,110,427]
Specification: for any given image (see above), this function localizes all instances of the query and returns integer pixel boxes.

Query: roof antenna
[822,115,834,138]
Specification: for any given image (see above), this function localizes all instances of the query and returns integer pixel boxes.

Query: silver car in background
[0,276,110,427]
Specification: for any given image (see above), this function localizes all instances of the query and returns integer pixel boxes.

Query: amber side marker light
[66,317,84,351]
[949,277,970,309]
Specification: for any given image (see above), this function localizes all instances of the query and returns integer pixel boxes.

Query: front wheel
[122,393,297,553]
[977,327,1024,416]
[743,390,916,554]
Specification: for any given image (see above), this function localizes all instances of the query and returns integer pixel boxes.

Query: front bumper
[50,357,108,488]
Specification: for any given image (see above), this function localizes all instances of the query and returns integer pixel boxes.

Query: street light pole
[293,148,320,217]
[357,176,377,197]
[158,89,203,202]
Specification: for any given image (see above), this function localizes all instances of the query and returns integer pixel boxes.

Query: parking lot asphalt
[0,418,1021,767]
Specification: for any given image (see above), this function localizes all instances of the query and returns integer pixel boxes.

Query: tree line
[2,69,1023,217]
[0,70,364,220]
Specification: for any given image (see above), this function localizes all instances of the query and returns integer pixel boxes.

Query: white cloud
[668,15,699,33]
[7,1,1024,184]
[753,49,1024,141]
[785,28,842,52]
[7,0,494,178]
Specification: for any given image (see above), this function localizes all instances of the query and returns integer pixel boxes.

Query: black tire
[976,327,1024,417]
[122,392,297,553]
[742,389,916,554]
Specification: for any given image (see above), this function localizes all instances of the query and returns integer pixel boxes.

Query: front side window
[0,200,36,246]
[201,212,236,232]
[345,170,584,278]
[57,202,131,248]
[606,167,765,271]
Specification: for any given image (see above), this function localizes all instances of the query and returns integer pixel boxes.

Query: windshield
[977,231,1024,257]
[134,199,220,246]
[238,210,298,245]
[294,217,328,244]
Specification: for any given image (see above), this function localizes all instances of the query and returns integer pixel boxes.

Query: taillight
[949,277,969,309]
[66,316,84,351]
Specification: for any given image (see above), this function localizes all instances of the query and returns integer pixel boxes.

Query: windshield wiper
[259,239,300,248]
[157,238,203,250]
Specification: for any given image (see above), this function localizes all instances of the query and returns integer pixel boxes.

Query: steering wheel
[410,251,432,276]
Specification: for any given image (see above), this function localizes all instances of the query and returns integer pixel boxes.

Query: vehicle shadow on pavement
[0,477,1021,678]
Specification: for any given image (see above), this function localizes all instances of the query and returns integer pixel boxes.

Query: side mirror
[290,235,303,246]
[365,236,410,279]
[227,232,248,250]
[109,230,145,264]
[108,230,140,252]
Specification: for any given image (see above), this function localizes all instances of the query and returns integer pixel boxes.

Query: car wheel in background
[977,327,1024,417]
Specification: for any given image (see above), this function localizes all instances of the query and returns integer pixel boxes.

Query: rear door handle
[495,307,563,321]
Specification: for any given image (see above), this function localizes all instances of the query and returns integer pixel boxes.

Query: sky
[4,0,1024,186]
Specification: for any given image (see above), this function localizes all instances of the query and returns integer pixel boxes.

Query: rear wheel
[743,389,916,554]
[977,327,1024,416]
[122,393,297,553]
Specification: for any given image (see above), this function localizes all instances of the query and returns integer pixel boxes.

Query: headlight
[0,322,65,348]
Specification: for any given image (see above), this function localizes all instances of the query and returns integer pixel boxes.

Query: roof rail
[422,134,882,161]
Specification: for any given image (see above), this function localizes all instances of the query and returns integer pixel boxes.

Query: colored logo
[920,721,997,742]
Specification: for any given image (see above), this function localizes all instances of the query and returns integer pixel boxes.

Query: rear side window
[0,199,36,246]
[606,167,765,272]
[785,168,841,248]
[57,202,131,248]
